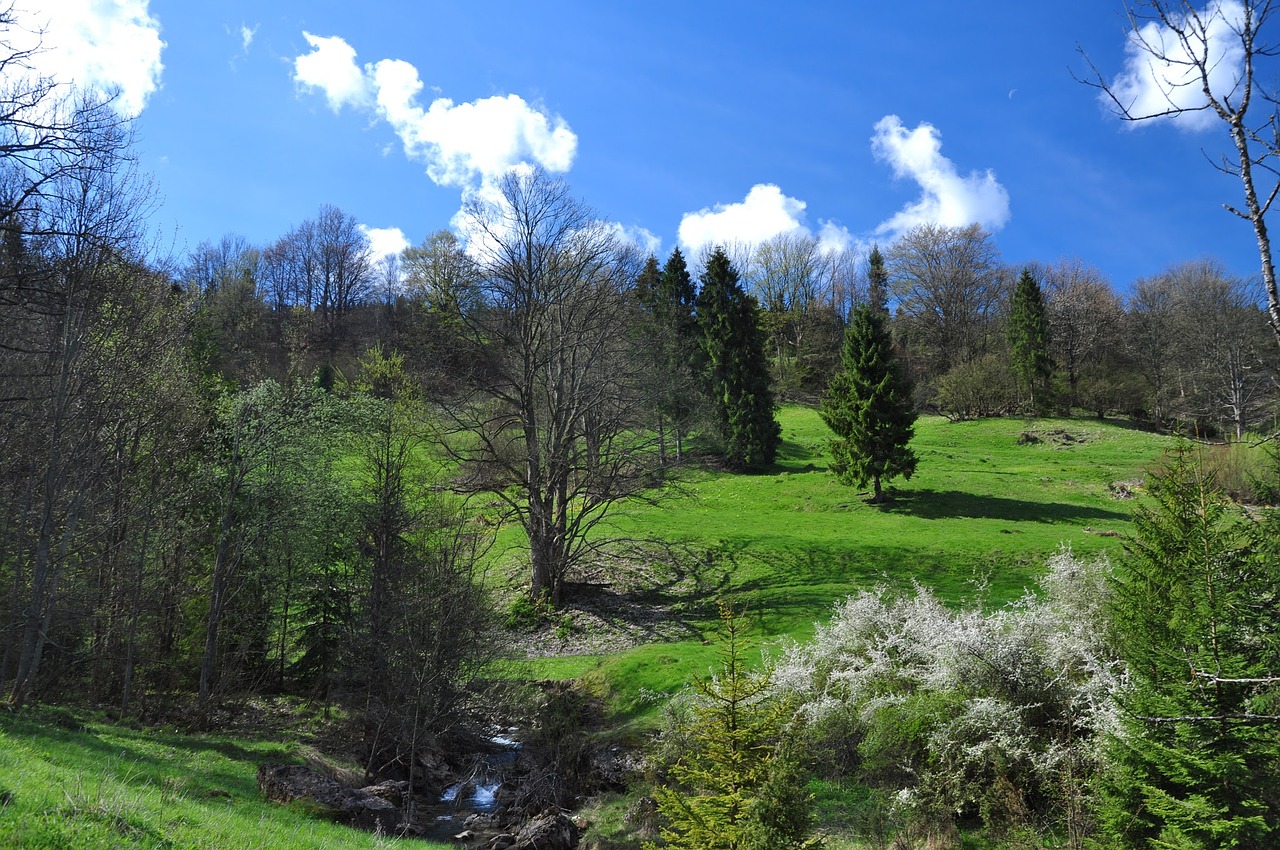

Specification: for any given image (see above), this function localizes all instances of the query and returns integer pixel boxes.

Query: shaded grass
[0,707,448,850]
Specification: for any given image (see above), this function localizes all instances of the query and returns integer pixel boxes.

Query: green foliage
[637,249,706,465]
[935,353,1016,421]
[1007,267,1053,412]
[1099,447,1280,849]
[697,248,781,469]
[821,304,917,502]
[649,604,821,850]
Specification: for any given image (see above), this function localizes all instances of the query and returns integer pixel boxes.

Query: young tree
[650,605,821,850]
[343,346,494,788]
[820,304,917,504]
[1006,267,1053,412]
[697,247,781,469]
[1100,447,1280,848]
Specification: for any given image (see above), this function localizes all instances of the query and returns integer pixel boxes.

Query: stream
[418,734,519,841]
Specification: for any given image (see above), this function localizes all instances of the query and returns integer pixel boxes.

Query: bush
[935,354,1016,421]
[772,550,1120,843]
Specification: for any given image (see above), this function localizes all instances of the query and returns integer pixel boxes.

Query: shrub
[772,550,1120,844]
[935,354,1015,421]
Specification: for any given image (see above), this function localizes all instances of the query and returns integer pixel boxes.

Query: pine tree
[820,304,917,503]
[867,244,889,315]
[1099,447,1280,849]
[637,250,704,465]
[1007,267,1053,412]
[649,605,821,850]
[697,248,781,469]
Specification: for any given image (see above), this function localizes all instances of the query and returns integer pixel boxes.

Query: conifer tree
[867,244,889,315]
[696,248,781,468]
[649,605,821,850]
[821,303,917,503]
[637,250,704,464]
[1099,448,1280,849]
[1007,267,1053,412]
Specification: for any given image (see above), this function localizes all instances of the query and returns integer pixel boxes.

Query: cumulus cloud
[9,0,165,117]
[240,24,258,53]
[293,33,576,202]
[370,59,576,190]
[1106,0,1245,131]
[678,183,853,256]
[871,115,1010,237]
[359,224,410,262]
[601,222,661,257]
[294,32,372,111]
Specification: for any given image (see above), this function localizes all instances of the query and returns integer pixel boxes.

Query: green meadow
[1,406,1176,849]
[514,406,1171,716]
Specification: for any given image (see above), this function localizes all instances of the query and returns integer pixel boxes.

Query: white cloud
[370,58,576,190]
[293,34,577,205]
[293,32,373,111]
[601,221,661,257]
[871,115,1010,237]
[1106,0,1245,131]
[9,0,165,117]
[359,224,410,262]
[240,24,258,53]
[678,183,853,256]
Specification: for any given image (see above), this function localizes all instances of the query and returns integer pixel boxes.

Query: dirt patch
[1018,428,1088,448]
[502,547,724,658]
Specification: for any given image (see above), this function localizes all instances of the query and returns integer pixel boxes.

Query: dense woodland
[4,4,1280,848]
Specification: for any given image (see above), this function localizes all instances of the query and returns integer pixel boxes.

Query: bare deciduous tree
[452,168,657,606]
[1082,0,1280,346]
[1041,258,1124,408]
[887,223,1006,378]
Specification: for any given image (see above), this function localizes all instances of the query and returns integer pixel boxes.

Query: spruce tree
[697,247,781,469]
[820,303,917,503]
[649,605,821,850]
[658,247,699,343]
[637,250,704,464]
[1007,267,1053,412]
[1099,448,1280,849]
[867,244,889,315]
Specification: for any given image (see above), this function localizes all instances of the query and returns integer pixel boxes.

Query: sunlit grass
[528,407,1171,722]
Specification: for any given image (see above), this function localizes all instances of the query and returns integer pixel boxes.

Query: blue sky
[11,0,1273,291]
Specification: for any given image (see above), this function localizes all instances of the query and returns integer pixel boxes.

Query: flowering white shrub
[772,548,1122,840]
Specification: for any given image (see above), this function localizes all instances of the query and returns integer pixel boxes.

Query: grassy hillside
[0,409,1173,849]
[0,706,444,850]
[518,407,1171,715]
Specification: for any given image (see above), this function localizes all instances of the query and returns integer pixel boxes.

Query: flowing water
[418,734,518,841]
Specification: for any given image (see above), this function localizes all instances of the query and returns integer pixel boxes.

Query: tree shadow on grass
[881,488,1130,524]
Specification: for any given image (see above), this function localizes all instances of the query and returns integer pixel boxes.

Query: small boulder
[257,764,399,834]
[511,809,580,850]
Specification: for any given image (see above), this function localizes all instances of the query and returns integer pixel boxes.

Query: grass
[512,407,1171,722]
[0,706,451,850]
[1,407,1175,849]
